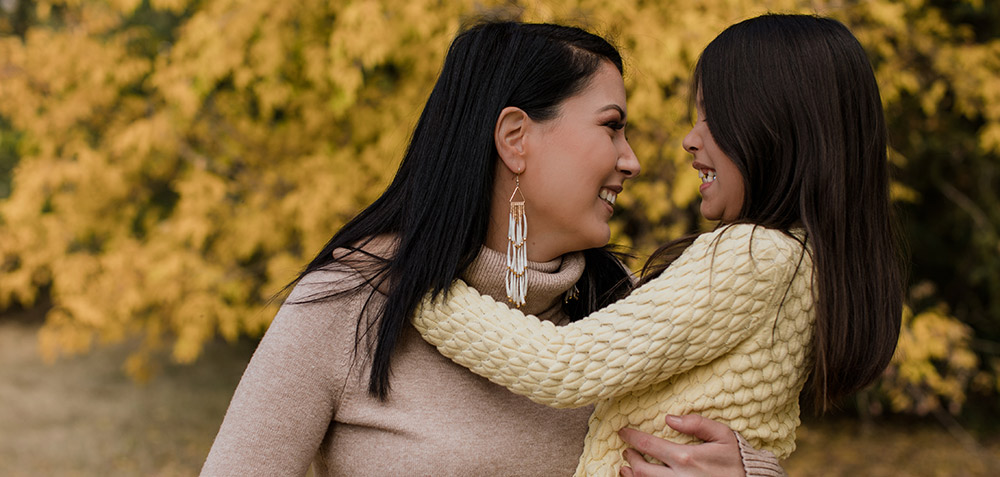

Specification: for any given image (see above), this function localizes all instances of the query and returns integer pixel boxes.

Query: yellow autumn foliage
[1,0,997,411]
[880,304,980,415]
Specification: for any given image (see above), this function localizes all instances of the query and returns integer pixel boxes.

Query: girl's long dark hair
[290,21,632,400]
[642,14,905,411]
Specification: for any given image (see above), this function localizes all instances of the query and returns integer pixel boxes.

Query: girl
[413,14,904,476]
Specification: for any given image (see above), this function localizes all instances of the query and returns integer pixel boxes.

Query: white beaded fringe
[505,202,527,307]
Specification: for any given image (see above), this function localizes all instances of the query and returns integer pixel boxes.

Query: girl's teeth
[699,170,717,183]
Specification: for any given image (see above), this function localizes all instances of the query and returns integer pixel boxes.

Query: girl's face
[682,96,745,223]
[518,61,640,262]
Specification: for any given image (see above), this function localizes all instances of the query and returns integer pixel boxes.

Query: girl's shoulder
[692,224,809,268]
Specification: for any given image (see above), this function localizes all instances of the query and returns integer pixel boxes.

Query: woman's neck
[461,246,585,321]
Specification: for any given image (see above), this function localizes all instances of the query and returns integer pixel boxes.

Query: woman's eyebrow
[597,104,626,120]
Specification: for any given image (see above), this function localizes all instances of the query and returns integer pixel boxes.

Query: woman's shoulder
[286,234,400,302]
[286,262,369,302]
[267,261,383,357]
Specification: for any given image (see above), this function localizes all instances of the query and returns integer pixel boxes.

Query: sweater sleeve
[736,431,788,477]
[201,268,365,476]
[412,224,803,408]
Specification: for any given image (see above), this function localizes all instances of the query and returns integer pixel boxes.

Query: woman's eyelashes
[604,120,626,131]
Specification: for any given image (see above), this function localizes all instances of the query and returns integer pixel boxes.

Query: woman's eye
[605,121,625,131]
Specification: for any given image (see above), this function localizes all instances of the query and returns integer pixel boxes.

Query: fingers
[664,414,738,445]
[619,427,688,468]
[619,427,670,460]
[620,448,672,477]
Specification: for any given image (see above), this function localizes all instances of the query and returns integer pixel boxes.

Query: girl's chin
[699,203,717,221]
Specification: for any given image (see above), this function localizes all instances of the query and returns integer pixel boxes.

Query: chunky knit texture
[414,224,814,476]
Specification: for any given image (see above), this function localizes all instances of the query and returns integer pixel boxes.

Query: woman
[202,20,777,476]
[413,14,904,477]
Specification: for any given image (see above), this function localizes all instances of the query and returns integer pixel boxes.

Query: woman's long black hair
[291,21,633,400]
[641,14,905,411]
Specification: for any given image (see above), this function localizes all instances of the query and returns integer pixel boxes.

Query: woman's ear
[495,106,528,174]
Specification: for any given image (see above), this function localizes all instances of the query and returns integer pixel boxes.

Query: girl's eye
[605,121,625,131]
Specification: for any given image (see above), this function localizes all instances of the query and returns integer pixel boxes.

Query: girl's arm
[413,224,804,408]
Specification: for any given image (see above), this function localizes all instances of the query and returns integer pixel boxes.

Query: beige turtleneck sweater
[201,247,594,476]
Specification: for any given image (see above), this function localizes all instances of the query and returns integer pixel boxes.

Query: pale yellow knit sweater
[413,224,814,476]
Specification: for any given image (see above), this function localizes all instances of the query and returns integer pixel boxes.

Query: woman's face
[682,96,745,222]
[519,61,640,261]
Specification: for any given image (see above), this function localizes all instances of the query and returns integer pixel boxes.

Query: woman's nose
[618,139,640,178]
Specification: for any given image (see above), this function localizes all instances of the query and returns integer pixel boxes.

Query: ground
[2,308,998,476]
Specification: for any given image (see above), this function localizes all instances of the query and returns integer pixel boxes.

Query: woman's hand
[618,414,745,477]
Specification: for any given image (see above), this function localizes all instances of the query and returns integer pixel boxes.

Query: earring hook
[509,174,525,203]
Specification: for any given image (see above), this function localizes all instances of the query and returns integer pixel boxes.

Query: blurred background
[1,0,998,475]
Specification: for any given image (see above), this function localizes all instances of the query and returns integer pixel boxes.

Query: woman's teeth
[699,169,717,184]
[599,189,617,206]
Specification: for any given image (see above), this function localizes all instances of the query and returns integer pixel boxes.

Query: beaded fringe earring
[506,175,527,308]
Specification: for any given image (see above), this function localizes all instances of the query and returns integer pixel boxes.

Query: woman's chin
[568,233,611,255]
[588,228,613,250]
